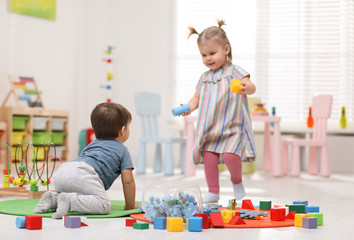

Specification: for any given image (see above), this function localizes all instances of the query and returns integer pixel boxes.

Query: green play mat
[0,199,141,218]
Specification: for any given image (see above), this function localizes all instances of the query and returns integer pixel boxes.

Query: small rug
[0,199,141,218]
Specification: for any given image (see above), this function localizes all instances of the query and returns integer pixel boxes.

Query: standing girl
[182,20,256,203]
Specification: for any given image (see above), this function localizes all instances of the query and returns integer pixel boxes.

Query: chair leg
[263,123,272,172]
[320,145,330,177]
[154,143,162,173]
[137,142,146,174]
[290,145,301,177]
[164,143,174,175]
[282,143,288,175]
[308,146,318,175]
[180,142,186,174]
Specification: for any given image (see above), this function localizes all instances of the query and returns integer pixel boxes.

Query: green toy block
[309,213,323,226]
[260,201,272,211]
[133,222,149,230]
[286,204,306,214]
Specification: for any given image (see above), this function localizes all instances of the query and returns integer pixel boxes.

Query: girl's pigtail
[217,19,226,29]
[188,26,199,39]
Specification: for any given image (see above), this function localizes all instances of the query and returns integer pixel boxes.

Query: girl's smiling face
[198,39,230,70]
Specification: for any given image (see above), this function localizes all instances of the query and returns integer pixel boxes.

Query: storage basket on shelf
[11,131,27,145]
[32,132,52,145]
[52,117,67,131]
[51,132,67,145]
[12,115,29,130]
[33,117,50,131]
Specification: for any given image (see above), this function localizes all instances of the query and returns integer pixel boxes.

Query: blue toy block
[172,104,190,116]
[16,216,26,229]
[203,210,210,216]
[302,217,317,229]
[293,200,308,206]
[154,217,167,230]
[65,216,81,228]
[188,217,203,232]
[305,206,320,214]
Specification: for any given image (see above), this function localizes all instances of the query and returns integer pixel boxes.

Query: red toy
[209,212,224,228]
[241,199,255,210]
[228,216,246,225]
[126,218,137,227]
[25,215,42,230]
[196,213,211,229]
[270,208,286,221]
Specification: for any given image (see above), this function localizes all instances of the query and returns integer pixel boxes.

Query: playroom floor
[0,167,353,240]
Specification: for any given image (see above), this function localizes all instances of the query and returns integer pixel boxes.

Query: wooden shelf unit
[0,106,69,165]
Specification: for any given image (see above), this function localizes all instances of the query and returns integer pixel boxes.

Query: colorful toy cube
[196,213,211,229]
[293,200,308,206]
[270,208,286,221]
[302,217,317,229]
[305,206,320,214]
[25,215,42,230]
[15,216,26,229]
[260,201,272,211]
[287,204,306,214]
[133,222,149,230]
[309,213,323,226]
[125,218,137,227]
[187,217,202,232]
[294,214,311,227]
[65,216,81,228]
[154,217,167,230]
[167,217,183,232]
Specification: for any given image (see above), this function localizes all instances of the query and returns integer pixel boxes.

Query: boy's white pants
[53,161,111,215]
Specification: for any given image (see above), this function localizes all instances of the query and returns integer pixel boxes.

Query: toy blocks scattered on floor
[15,215,42,230]
[187,217,202,232]
[294,214,311,227]
[167,217,183,232]
[260,201,272,211]
[305,206,320,214]
[287,204,306,214]
[126,218,137,227]
[133,222,149,230]
[270,208,286,221]
[228,216,246,225]
[196,213,211,229]
[209,212,224,228]
[241,199,255,210]
[309,213,323,226]
[153,217,166,230]
[302,217,318,229]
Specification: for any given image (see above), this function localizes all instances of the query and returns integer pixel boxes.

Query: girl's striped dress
[192,64,256,164]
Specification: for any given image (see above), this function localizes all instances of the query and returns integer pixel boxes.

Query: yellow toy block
[186,218,188,229]
[229,79,242,93]
[294,214,311,227]
[221,210,235,223]
[167,217,183,232]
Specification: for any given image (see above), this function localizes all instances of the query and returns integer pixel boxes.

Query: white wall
[0,0,177,167]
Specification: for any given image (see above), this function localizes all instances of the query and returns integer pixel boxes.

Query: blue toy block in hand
[172,104,190,116]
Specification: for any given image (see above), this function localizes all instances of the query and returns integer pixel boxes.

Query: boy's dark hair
[90,102,132,139]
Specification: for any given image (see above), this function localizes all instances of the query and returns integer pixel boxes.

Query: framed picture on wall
[8,0,56,20]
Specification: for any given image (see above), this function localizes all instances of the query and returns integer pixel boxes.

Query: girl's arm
[239,76,256,95]
[121,168,140,209]
[182,92,200,116]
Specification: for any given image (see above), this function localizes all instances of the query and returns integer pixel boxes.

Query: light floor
[0,167,354,240]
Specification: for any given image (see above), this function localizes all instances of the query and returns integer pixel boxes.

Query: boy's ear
[119,126,126,136]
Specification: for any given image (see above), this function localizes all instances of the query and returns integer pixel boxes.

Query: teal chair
[134,92,186,175]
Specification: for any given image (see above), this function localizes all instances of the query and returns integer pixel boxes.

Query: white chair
[134,92,186,175]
